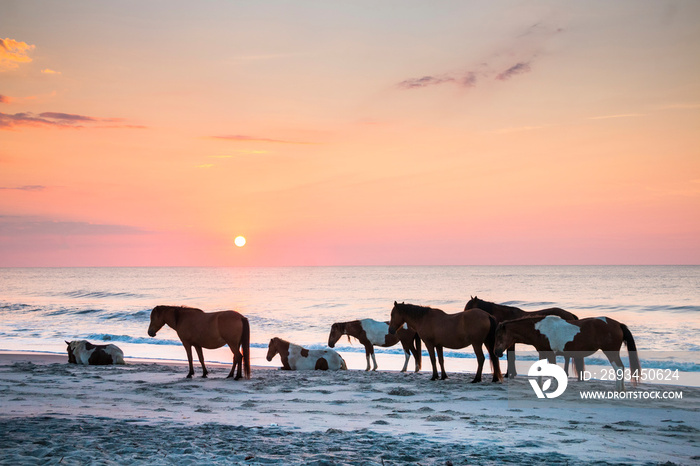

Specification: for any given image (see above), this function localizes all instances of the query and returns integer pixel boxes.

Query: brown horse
[465,296,579,378]
[388,302,502,383]
[328,318,422,372]
[147,305,251,380]
[494,315,641,390]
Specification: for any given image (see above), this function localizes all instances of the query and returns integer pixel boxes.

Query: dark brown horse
[147,305,251,380]
[494,315,641,390]
[465,296,579,378]
[328,318,422,372]
[388,302,502,383]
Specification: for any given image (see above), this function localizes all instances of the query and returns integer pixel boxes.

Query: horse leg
[426,343,439,380]
[506,345,517,378]
[487,343,503,383]
[575,356,585,381]
[183,344,195,378]
[605,351,626,391]
[409,335,422,372]
[228,347,243,379]
[194,346,208,378]
[436,346,448,380]
[563,356,570,376]
[401,350,410,373]
[363,344,377,371]
[472,344,485,383]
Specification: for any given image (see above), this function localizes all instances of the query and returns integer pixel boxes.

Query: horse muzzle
[495,349,504,358]
[148,329,156,337]
[388,326,397,335]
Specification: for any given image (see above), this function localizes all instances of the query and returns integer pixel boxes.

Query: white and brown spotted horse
[66,340,125,365]
[465,296,579,378]
[267,337,347,371]
[328,318,422,372]
[495,315,641,390]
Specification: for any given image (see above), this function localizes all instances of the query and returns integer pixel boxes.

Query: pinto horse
[328,318,422,372]
[147,305,251,380]
[267,337,347,371]
[465,296,579,378]
[388,302,502,383]
[494,315,641,390]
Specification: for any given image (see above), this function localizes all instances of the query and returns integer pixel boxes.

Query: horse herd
[68,297,641,391]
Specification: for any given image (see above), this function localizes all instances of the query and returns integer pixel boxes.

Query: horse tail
[241,316,251,379]
[485,314,503,381]
[621,323,641,386]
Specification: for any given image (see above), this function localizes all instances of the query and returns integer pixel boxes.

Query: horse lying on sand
[388,302,502,383]
[66,340,125,365]
[328,318,422,372]
[465,296,579,378]
[494,315,640,391]
[147,305,251,380]
[267,337,347,371]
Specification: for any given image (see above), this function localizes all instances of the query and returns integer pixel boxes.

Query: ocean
[1,266,698,381]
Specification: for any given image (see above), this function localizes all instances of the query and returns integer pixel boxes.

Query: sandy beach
[1,351,698,465]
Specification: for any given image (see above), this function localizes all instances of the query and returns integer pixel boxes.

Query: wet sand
[1,352,699,465]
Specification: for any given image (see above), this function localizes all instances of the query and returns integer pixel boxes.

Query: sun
[234,236,246,248]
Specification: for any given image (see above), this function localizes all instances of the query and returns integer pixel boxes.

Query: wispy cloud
[212,135,315,145]
[0,111,143,130]
[657,103,700,110]
[0,38,35,71]
[396,21,561,92]
[0,215,149,237]
[495,62,532,81]
[40,68,61,75]
[588,113,646,120]
[0,94,10,104]
[0,185,46,191]
[491,125,548,134]
[397,75,457,89]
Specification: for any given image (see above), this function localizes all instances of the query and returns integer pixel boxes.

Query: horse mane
[395,302,436,319]
[157,305,202,312]
[470,297,521,314]
[500,314,548,326]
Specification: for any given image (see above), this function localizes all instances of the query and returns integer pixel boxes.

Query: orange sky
[1,1,699,266]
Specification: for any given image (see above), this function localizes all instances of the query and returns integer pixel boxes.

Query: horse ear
[394,301,398,306]
[65,341,70,345]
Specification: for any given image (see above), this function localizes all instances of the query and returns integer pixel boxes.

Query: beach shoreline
[1,351,699,465]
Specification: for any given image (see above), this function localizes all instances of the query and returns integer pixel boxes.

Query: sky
[1,1,699,266]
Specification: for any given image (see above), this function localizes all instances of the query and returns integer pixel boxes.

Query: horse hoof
[201,374,208,378]
[471,378,481,383]
[186,374,193,379]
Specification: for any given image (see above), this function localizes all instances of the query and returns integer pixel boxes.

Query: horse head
[328,323,344,348]
[493,322,511,358]
[388,301,405,335]
[66,341,77,364]
[147,306,167,337]
[266,338,280,361]
[464,296,480,311]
